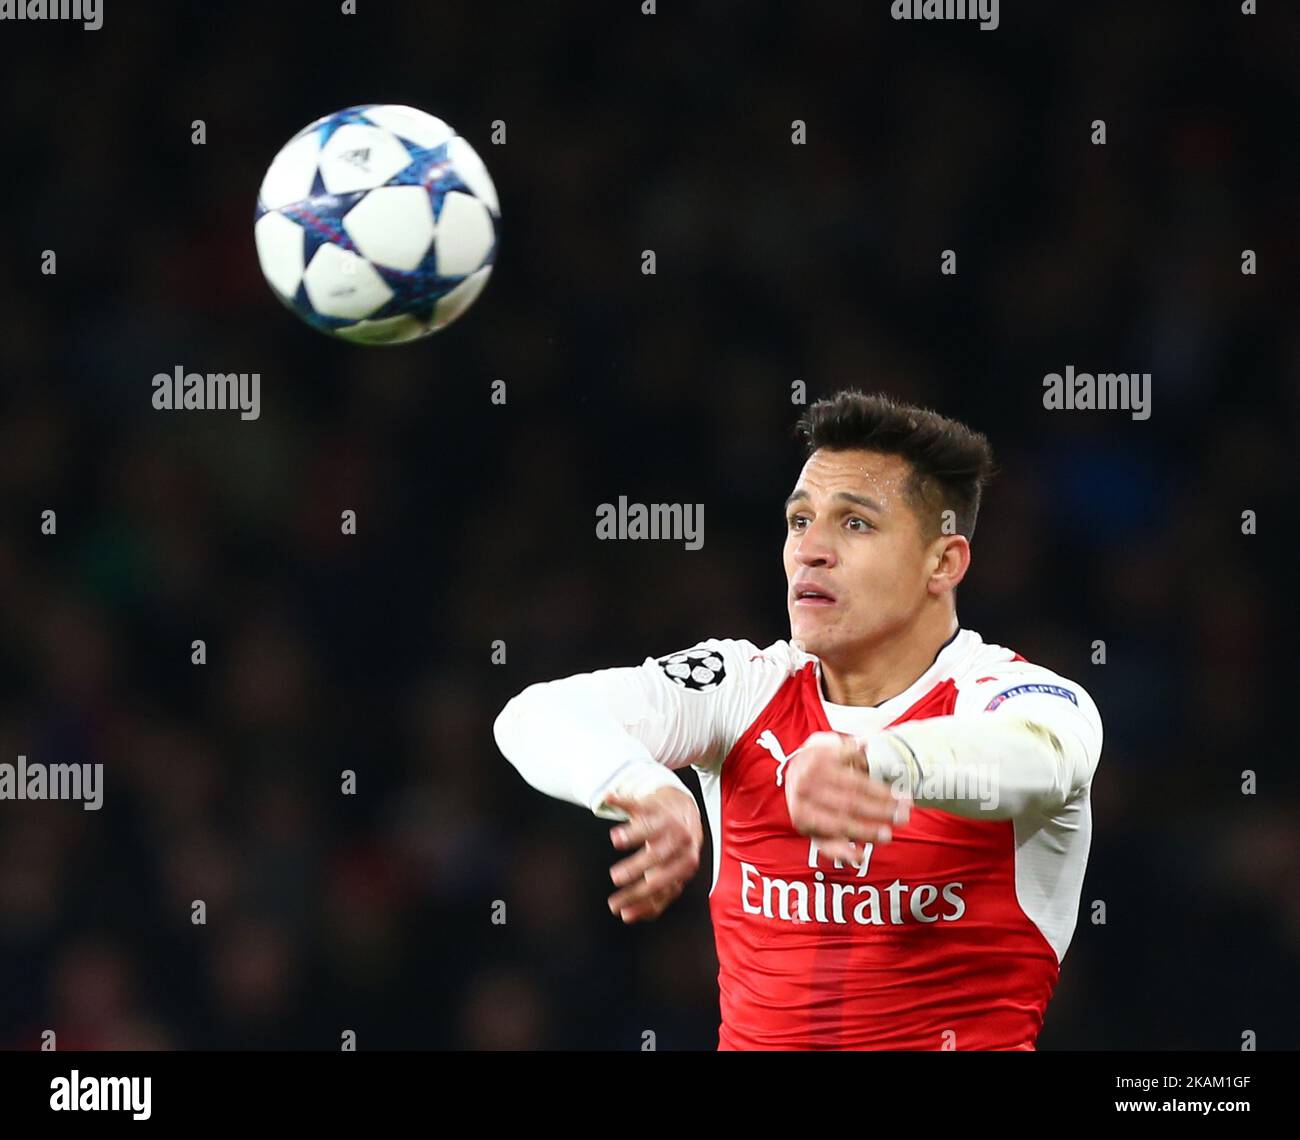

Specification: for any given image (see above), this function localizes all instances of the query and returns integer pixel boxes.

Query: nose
[792,518,837,568]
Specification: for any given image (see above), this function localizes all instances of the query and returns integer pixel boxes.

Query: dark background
[1,0,1296,1049]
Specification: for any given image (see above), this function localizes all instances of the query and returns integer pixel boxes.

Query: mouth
[792,586,837,607]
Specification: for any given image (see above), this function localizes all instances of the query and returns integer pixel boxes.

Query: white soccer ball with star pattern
[254,104,499,345]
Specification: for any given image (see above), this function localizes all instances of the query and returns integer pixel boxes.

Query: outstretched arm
[783,671,1103,862]
[493,639,795,920]
[493,667,699,821]
[867,704,1100,820]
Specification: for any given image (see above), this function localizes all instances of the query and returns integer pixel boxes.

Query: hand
[604,785,704,923]
[784,731,911,865]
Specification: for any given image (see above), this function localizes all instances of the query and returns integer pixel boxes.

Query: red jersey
[496,628,1104,1050]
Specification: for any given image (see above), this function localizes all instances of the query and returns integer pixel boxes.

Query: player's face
[783,449,935,661]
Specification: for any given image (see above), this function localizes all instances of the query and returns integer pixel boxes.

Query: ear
[927,534,970,596]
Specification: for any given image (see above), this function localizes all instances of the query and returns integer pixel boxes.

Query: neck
[818,612,960,707]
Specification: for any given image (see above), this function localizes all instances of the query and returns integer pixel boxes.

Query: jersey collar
[813,627,981,716]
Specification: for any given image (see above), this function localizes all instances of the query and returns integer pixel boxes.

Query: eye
[846,516,875,532]
[787,513,809,531]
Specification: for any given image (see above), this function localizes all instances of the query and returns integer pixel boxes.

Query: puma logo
[757,730,797,787]
[758,729,872,875]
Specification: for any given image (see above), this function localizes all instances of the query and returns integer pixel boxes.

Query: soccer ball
[254,104,499,345]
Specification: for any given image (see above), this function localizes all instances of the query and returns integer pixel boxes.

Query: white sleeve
[493,639,795,821]
[863,665,1103,820]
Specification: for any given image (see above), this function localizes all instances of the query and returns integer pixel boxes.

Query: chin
[788,620,830,657]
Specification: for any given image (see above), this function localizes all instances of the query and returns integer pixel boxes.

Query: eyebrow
[784,489,884,513]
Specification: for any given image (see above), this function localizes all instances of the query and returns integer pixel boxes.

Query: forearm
[865,713,1095,820]
[493,676,687,819]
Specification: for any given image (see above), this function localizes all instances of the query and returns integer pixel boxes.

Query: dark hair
[793,390,995,541]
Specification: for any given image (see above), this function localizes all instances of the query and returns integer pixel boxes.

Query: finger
[607,840,697,909]
[607,849,694,910]
[836,796,906,829]
[603,791,639,815]
[818,767,905,806]
[798,769,912,820]
[610,846,657,886]
[610,833,686,886]
[605,792,654,847]
[616,881,685,923]
[870,775,911,806]
[802,785,901,822]
[618,897,674,923]
[837,734,870,771]
[791,807,894,844]
[796,784,905,827]
[609,813,652,850]
[606,791,682,825]
[610,802,683,850]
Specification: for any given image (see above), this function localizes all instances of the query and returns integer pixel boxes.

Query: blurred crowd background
[0,0,1296,1049]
